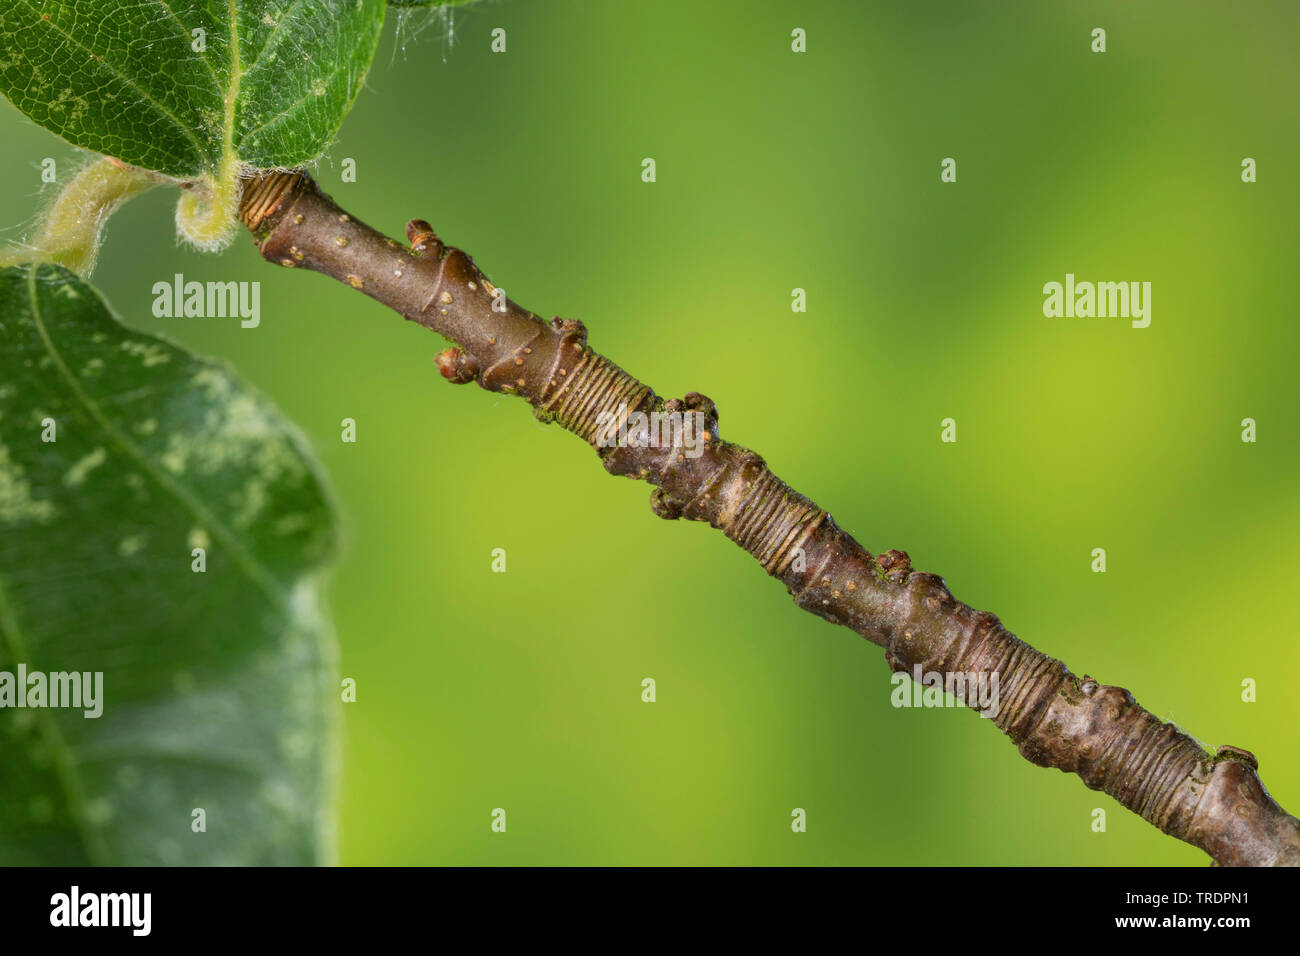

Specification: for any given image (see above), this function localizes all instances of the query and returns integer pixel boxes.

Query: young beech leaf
[0,1,384,242]
[0,263,338,864]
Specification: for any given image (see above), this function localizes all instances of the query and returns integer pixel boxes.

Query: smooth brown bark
[239,169,1300,866]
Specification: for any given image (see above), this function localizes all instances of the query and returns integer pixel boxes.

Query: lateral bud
[406,219,438,255]
[876,549,912,584]
[682,391,718,420]
[1216,745,1259,771]
[550,315,588,346]
[650,487,684,520]
[435,346,478,385]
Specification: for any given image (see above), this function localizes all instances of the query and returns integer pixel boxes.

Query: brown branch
[238,169,1300,866]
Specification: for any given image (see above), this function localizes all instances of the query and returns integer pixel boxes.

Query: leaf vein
[23,265,290,611]
[14,0,209,168]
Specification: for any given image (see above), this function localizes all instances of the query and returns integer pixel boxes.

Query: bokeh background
[2,0,1297,865]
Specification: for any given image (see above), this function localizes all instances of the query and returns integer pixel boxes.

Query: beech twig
[238,170,1300,866]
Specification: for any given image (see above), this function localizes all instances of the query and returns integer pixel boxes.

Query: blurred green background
[2,0,1297,865]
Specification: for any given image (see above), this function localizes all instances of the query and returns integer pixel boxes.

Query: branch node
[1216,745,1259,771]
[876,549,912,584]
[406,218,437,255]
[650,487,684,520]
[239,169,305,235]
[550,316,588,345]
[434,347,478,385]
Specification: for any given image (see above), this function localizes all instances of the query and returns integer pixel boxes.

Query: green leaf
[0,263,338,864]
[0,0,385,178]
